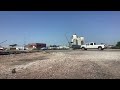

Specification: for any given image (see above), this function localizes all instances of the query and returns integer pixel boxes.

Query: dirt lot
[0,49,120,79]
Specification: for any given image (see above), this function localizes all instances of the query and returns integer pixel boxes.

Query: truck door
[93,43,97,48]
[88,43,94,49]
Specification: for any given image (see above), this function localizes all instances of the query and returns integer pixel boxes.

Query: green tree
[116,41,120,48]
[9,44,17,47]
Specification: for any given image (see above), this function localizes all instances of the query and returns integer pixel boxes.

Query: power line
[0,40,7,45]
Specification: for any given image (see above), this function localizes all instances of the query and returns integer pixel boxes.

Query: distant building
[71,34,85,46]
[25,43,46,50]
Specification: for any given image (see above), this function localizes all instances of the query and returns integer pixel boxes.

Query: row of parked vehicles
[0,42,107,51]
[41,42,107,51]
[41,45,70,50]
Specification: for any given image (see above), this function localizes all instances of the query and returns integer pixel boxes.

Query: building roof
[28,43,46,45]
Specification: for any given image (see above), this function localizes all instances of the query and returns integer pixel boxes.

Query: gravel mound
[0,50,120,79]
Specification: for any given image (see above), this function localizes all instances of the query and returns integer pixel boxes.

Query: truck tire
[82,47,85,50]
[98,46,103,50]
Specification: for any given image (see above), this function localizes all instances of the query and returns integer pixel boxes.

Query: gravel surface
[0,50,120,79]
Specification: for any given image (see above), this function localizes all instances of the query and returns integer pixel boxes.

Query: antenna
[24,36,26,46]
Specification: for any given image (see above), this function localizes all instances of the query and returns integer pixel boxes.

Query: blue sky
[0,11,120,46]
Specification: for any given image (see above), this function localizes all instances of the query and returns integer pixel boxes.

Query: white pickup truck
[81,42,106,50]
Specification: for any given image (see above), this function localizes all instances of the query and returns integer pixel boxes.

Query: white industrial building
[71,34,85,45]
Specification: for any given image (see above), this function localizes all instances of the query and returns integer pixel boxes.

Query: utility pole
[65,33,71,47]
[23,36,26,50]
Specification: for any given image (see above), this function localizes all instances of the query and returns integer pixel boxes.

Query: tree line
[112,41,120,49]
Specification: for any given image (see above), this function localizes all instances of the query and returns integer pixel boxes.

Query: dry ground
[0,50,120,79]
